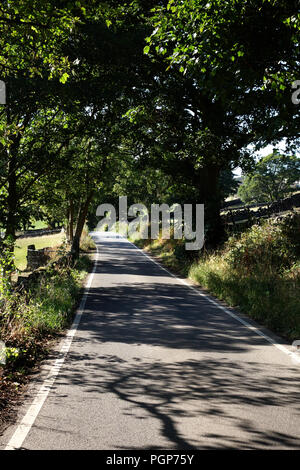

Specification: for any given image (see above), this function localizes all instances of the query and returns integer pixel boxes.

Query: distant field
[14,233,65,271]
[30,220,49,230]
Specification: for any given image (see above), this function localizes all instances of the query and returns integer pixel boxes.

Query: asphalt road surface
[1,233,300,450]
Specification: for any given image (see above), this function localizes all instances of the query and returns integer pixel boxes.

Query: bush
[224,217,298,278]
[189,214,300,339]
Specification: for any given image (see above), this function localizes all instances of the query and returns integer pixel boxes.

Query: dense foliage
[0,0,298,254]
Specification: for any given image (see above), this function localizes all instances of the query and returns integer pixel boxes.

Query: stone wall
[26,245,51,271]
[18,227,64,239]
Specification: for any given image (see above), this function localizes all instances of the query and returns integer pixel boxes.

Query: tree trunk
[5,152,17,245]
[196,164,225,248]
[71,192,94,261]
[69,199,74,242]
[66,199,74,243]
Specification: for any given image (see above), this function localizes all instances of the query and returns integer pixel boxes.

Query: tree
[120,67,256,245]
[147,0,300,145]
[2,0,299,254]
[238,152,300,204]
[0,1,88,244]
[0,0,85,81]
[220,169,240,201]
[140,0,300,243]
[0,1,154,248]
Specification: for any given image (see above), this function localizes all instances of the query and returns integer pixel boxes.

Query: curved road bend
[1,232,300,450]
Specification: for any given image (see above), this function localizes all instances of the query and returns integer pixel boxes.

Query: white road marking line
[5,247,99,450]
[127,239,300,366]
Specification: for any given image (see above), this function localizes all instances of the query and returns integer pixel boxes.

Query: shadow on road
[56,351,300,449]
[47,240,300,449]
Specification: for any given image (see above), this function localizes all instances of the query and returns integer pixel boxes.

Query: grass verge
[80,226,96,252]
[0,254,93,429]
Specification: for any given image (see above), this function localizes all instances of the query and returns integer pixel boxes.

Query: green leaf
[59,73,69,84]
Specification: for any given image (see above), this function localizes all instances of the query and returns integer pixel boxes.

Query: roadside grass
[189,255,300,340]
[0,254,92,372]
[133,213,300,341]
[0,225,94,424]
[1,225,95,355]
[80,226,96,252]
[14,233,65,271]
[25,257,90,335]
[0,253,92,425]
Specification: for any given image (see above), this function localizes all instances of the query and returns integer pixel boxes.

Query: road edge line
[127,239,300,366]
[4,247,99,450]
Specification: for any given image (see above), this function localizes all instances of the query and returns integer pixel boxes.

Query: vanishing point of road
[1,233,300,450]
